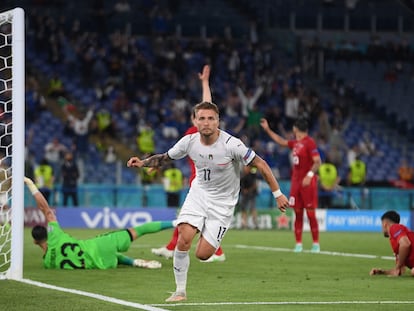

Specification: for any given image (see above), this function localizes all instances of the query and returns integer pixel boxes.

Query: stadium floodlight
[0,7,25,281]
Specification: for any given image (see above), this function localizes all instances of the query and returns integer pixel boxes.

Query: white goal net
[0,7,25,280]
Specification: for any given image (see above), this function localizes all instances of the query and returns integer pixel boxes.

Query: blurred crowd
[12,0,412,189]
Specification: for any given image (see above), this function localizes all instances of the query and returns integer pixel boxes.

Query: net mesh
[0,10,14,278]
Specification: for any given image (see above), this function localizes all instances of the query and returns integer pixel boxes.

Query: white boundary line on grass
[17,245,398,310]
[152,300,414,307]
[234,244,395,260]
[151,245,406,308]
[19,278,170,311]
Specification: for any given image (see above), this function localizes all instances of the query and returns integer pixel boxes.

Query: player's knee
[195,240,216,260]
[176,237,192,251]
[195,250,213,260]
[411,268,414,277]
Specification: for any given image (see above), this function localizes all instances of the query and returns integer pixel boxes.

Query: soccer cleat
[165,292,187,302]
[151,246,174,259]
[200,253,226,263]
[133,259,162,269]
[293,243,303,253]
[310,243,320,253]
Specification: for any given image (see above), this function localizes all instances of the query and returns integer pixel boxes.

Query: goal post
[0,7,25,280]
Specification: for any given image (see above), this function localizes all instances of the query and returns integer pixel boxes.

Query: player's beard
[200,127,215,137]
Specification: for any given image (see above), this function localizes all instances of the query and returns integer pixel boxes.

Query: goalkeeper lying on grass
[25,177,174,270]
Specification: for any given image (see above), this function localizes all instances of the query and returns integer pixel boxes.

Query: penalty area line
[234,244,395,261]
[152,300,414,307]
[19,278,170,311]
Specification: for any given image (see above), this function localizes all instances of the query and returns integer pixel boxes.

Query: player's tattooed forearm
[144,153,171,167]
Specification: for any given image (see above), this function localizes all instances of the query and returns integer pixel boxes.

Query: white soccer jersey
[167,129,256,206]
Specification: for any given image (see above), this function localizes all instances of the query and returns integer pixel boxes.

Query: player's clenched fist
[127,156,144,168]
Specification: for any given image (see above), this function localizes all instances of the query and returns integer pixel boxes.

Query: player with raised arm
[260,117,321,253]
[24,177,174,269]
[128,101,289,302]
[151,65,226,263]
[370,210,414,277]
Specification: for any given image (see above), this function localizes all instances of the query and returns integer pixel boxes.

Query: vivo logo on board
[56,207,177,229]
[81,207,152,228]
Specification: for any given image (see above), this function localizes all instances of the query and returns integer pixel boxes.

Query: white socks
[173,249,189,294]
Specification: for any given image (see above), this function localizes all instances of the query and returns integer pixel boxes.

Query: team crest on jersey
[208,154,213,160]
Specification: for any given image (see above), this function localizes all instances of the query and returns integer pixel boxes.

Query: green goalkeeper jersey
[44,221,132,269]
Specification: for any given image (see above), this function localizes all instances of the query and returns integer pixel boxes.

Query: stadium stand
[2,0,413,188]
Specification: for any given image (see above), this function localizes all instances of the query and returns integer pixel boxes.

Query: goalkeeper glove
[24,177,39,195]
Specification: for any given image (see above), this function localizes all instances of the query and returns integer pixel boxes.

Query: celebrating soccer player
[151,65,226,263]
[128,101,289,302]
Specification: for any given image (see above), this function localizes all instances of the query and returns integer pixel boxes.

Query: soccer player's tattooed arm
[143,153,172,168]
[127,153,172,168]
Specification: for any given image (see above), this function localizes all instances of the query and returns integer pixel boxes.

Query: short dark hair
[293,118,309,132]
[381,210,400,224]
[32,225,48,242]
[194,101,219,116]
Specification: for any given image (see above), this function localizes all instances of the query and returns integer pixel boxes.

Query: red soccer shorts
[288,177,318,209]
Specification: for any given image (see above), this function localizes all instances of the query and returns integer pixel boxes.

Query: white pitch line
[19,278,170,311]
[150,245,403,308]
[16,245,395,310]
[234,244,395,261]
[153,300,414,307]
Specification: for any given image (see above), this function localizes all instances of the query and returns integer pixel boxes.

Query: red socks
[166,227,179,250]
[294,209,304,243]
[215,246,223,256]
[165,227,225,255]
[306,209,319,243]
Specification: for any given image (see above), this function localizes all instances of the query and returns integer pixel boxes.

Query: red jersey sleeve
[287,140,295,150]
[185,126,198,136]
[389,224,407,243]
[307,137,320,158]
[389,224,407,257]
[389,224,414,268]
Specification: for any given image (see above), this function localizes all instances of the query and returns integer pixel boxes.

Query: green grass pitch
[1,227,413,311]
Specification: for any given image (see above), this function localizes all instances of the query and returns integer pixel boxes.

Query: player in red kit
[370,210,414,277]
[151,65,226,262]
[260,117,321,252]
